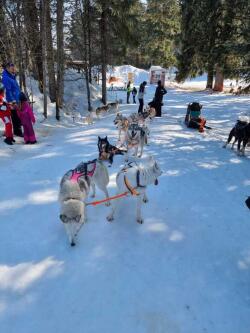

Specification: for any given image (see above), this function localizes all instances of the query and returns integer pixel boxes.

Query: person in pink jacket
[18,92,37,144]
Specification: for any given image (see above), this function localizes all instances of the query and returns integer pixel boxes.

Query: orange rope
[86,176,139,206]
[86,191,129,206]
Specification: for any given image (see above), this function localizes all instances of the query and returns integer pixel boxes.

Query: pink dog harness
[70,160,96,183]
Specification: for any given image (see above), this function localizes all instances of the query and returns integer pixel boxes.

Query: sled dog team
[59,105,162,246]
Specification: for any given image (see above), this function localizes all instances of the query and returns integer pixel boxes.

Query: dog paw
[143,198,149,203]
[137,218,144,224]
[106,215,114,222]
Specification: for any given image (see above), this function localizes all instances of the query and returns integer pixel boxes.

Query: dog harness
[70,160,96,183]
[120,163,147,196]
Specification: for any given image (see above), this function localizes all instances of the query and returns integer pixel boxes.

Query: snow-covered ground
[0,76,250,333]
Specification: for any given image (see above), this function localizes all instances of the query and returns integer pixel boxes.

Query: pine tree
[144,0,180,68]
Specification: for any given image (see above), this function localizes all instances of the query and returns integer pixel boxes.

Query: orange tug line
[86,176,139,206]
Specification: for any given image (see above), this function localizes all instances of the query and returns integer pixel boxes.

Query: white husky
[107,156,162,224]
[59,159,110,246]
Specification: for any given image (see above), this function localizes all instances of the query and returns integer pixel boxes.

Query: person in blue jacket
[2,62,23,136]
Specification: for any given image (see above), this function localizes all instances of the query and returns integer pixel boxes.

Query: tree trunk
[206,64,214,89]
[84,0,92,111]
[79,0,92,112]
[213,66,224,92]
[45,0,56,102]
[56,0,64,120]
[0,2,13,62]
[87,0,92,83]
[100,5,107,105]
[41,0,48,118]
[23,0,43,92]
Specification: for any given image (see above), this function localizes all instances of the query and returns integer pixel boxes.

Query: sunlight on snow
[0,257,64,292]
[0,189,58,213]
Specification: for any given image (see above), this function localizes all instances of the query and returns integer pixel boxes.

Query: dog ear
[60,214,68,223]
[200,104,203,109]
[98,136,100,140]
[105,136,107,140]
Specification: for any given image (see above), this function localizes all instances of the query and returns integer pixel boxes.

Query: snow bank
[108,65,149,86]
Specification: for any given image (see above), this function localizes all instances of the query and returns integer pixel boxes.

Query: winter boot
[4,137,13,145]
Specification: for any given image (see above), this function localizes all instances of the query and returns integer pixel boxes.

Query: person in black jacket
[154,80,167,117]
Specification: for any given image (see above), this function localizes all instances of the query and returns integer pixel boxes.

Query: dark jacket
[154,85,167,103]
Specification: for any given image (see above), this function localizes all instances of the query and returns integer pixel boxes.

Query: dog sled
[185,102,211,133]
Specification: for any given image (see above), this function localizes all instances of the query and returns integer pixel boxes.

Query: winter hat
[5,62,14,68]
[19,92,28,102]
[158,80,162,85]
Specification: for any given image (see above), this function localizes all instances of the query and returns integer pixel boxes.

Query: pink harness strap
[70,162,96,183]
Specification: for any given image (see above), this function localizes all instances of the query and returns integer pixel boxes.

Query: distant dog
[144,105,156,119]
[126,123,149,158]
[223,120,250,154]
[96,104,110,117]
[114,113,129,142]
[86,111,94,124]
[107,101,119,113]
[98,136,126,165]
[59,159,110,246]
[107,156,162,224]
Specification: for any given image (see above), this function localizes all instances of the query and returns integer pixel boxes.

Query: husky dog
[127,112,140,124]
[126,123,149,158]
[144,105,156,119]
[107,156,162,224]
[59,159,110,246]
[114,113,129,142]
[96,104,110,117]
[98,136,126,165]
[85,111,94,125]
[236,122,250,155]
[223,119,249,153]
[107,101,119,113]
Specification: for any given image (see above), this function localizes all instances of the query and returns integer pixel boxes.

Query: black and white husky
[59,159,110,246]
[107,156,162,224]
[98,136,125,165]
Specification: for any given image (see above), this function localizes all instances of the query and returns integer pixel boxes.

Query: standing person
[138,81,147,113]
[132,87,137,103]
[0,83,15,145]
[17,92,37,144]
[126,81,132,104]
[2,62,23,136]
[154,80,167,117]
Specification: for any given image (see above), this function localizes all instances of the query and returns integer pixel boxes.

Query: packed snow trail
[0,86,250,333]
